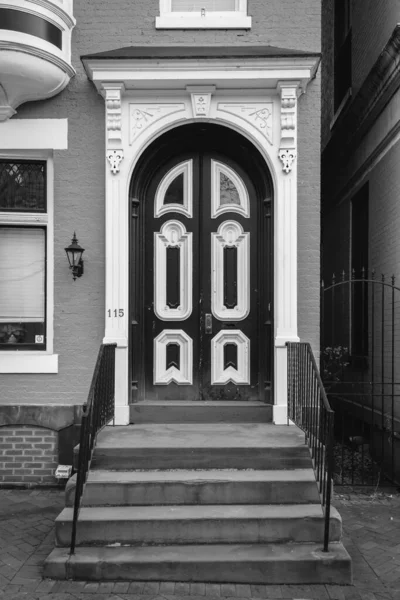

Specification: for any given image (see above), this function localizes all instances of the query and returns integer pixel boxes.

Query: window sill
[0,353,58,373]
[155,14,252,29]
[330,87,352,130]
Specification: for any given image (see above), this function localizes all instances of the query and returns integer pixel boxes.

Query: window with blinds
[171,0,236,11]
[0,227,46,349]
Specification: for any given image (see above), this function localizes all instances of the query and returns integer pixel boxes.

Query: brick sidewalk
[0,488,399,600]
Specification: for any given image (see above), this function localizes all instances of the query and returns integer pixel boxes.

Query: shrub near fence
[322,269,400,486]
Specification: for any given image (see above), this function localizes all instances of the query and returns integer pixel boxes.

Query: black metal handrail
[70,343,116,555]
[287,342,335,552]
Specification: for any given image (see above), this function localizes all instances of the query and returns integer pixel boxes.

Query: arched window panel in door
[154,220,193,321]
[211,220,250,321]
[211,160,250,218]
[155,160,193,218]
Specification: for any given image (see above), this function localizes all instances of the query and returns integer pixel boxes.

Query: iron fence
[322,269,400,486]
[287,342,334,552]
[70,343,116,555]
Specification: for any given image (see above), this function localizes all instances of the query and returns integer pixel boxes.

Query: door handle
[205,313,212,334]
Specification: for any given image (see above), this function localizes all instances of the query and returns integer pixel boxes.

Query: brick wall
[321,0,334,151]
[369,143,400,277]
[0,426,58,486]
[321,0,400,151]
[352,0,400,97]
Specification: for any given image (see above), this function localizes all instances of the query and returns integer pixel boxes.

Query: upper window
[156,0,251,29]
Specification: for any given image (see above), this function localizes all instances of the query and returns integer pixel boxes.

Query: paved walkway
[0,487,399,600]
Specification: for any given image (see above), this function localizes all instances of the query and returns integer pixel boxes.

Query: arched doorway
[129,124,273,404]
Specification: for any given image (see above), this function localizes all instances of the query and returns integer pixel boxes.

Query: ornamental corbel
[107,150,124,175]
[187,85,216,118]
[277,82,298,174]
[102,83,125,174]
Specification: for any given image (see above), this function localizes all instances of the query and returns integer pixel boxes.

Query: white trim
[0,353,58,373]
[85,58,320,93]
[155,160,193,218]
[114,404,130,426]
[0,119,68,150]
[90,57,319,423]
[211,329,250,385]
[156,14,251,28]
[0,213,48,224]
[156,0,251,29]
[273,404,288,425]
[154,329,193,385]
[211,220,250,321]
[0,151,57,373]
[154,220,193,321]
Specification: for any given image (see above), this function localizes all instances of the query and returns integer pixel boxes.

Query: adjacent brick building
[321,0,400,476]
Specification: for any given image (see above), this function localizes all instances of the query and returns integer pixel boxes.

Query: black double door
[143,151,261,401]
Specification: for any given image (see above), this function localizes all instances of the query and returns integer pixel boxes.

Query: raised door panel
[144,156,199,400]
[200,154,259,401]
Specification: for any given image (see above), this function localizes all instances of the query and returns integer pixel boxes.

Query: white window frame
[0,150,56,373]
[0,118,68,373]
[156,0,251,29]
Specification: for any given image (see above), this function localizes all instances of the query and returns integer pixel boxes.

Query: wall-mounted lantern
[65,232,84,281]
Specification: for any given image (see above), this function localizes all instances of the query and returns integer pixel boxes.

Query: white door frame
[83,54,320,424]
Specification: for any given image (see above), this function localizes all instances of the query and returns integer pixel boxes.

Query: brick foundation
[0,425,58,485]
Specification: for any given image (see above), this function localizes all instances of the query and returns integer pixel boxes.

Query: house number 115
[108,309,124,317]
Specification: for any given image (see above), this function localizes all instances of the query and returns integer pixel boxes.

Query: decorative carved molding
[278,83,298,174]
[187,85,215,118]
[103,84,125,174]
[212,220,250,322]
[211,160,250,219]
[154,329,193,385]
[278,149,296,175]
[130,103,185,144]
[155,160,193,218]
[191,93,212,117]
[155,220,193,321]
[106,149,124,175]
[217,103,273,144]
[211,330,250,385]
[105,88,123,143]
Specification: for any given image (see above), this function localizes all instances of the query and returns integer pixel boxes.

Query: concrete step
[130,401,273,423]
[44,542,352,584]
[88,424,311,470]
[55,504,342,547]
[65,469,321,507]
